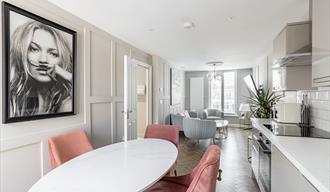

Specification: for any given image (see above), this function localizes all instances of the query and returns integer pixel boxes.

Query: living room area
[165,65,258,191]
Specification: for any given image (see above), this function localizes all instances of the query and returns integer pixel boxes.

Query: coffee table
[214,120,229,141]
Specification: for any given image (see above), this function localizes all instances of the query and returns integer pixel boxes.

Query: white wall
[170,68,185,114]
[0,1,152,191]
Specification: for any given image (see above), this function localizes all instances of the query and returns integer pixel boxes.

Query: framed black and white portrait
[2,2,76,123]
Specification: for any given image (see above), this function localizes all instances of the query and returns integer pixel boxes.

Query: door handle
[122,109,133,119]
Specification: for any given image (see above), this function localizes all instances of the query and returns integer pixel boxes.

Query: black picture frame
[2,2,76,123]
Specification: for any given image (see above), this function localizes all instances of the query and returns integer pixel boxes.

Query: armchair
[203,109,224,120]
[182,118,216,141]
[239,103,252,128]
[171,111,199,131]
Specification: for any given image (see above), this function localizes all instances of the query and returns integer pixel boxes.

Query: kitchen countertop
[251,118,330,192]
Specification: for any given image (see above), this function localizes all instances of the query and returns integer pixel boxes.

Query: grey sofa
[203,109,224,120]
[182,117,216,141]
[171,111,198,131]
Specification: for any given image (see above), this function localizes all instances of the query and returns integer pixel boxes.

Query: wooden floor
[176,127,260,192]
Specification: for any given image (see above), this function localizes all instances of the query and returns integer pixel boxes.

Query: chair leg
[217,169,222,181]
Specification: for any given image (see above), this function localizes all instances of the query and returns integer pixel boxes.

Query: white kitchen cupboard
[253,55,274,90]
[272,65,313,91]
[152,56,171,124]
[312,0,330,87]
[271,146,318,192]
[273,21,311,64]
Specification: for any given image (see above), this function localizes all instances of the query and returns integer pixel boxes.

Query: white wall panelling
[152,56,171,124]
[90,30,112,97]
[87,27,116,148]
[190,77,204,111]
[91,103,113,148]
[1,143,41,192]
[169,69,185,114]
[0,0,152,191]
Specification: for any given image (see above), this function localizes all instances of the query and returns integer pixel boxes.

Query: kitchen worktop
[251,118,330,192]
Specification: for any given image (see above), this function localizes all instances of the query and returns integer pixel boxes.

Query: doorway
[124,56,152,141]
[136,65,150,138]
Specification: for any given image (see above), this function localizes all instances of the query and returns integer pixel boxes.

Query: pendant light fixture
[206,61,224,81]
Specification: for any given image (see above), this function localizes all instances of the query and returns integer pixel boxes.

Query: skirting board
[229,124,252,128]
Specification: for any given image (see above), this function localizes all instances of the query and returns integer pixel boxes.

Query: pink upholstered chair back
[187,145,220,192]
[48,130,93,169]
[144,124,179,147]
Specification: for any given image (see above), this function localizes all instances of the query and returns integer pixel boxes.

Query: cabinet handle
[256,140,271,154]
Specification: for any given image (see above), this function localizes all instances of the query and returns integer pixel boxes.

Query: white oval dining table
[29,138,178,192]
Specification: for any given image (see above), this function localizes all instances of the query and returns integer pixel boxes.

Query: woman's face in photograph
[27,29,60,83]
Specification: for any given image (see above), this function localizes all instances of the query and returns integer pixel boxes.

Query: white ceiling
[48,0,309,71]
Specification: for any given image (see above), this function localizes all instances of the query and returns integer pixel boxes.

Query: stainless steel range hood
[272,21,312,68]
[273,52,312,68]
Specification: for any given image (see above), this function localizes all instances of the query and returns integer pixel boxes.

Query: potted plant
[247,88,282,118]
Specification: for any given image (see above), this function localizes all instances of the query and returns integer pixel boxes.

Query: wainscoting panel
[90,31,112,97]
[91,103,113,148]
[0,143,42,192]
[115,41,131,97]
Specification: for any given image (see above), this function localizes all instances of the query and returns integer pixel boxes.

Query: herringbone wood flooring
[176,127,260,192]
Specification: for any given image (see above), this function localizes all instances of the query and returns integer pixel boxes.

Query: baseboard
[229,124,252,128]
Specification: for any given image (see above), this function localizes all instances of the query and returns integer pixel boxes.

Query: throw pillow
[183,110,190,118]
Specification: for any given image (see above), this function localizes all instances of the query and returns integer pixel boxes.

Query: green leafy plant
[247,88,282,118]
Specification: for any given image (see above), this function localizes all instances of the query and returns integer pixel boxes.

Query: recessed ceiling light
[227,16,234,21]
[183,21,195,29]
[148,28,155,32]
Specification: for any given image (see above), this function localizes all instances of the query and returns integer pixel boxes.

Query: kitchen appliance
[263,121,330,139]
[274,103,301,123]
[251,129,271,192]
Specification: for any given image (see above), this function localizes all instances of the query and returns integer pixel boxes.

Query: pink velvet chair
[144,124,179,175]
[48,129,93,169]
[144,124,179,147]
[147,145,221,192]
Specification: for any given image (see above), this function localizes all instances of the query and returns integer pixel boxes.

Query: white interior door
[124,56,137,141]
[190,77,204,111]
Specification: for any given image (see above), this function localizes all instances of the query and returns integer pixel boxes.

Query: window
[210,78,222,110]
[223,71,236,114]
[209,71,236,115]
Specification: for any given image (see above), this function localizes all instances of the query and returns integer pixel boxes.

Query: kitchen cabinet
[312,0,330,87]
[251,136,259,180]
[271,145,318,192]
[253,55,274,90]
[273,21,311,64]
[272,65,313,91]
